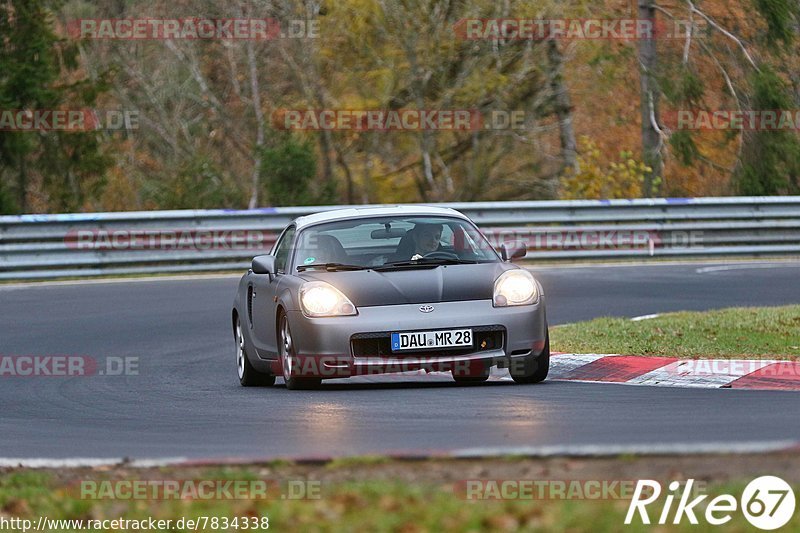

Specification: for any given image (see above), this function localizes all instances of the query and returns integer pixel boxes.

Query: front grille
[351,325,505,358]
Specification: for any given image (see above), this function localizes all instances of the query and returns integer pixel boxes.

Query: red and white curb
[543,354,800,390]
[329,354,800,390]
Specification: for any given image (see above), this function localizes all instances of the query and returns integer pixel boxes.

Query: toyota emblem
[419,305,435,313]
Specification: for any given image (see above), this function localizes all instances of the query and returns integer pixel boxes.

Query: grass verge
[2,454,800,532]
[550,305,800,359]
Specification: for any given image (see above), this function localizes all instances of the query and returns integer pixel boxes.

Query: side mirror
[251,254,276,276]
[499,243,527,262]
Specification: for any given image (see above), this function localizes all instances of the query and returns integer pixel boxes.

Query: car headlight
[493,269,539,307]
[299,281,358,317]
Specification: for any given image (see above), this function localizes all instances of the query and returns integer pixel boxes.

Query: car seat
[315,234,348,264]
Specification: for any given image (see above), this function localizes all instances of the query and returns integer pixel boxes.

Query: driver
[410,223,443,260]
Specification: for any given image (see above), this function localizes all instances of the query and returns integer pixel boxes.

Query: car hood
[297,262,515,307]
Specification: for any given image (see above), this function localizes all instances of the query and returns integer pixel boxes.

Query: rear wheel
[236,317,275,387]
[510,332,550,384]
[279,312,321,390]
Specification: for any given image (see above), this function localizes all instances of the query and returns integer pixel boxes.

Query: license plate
[391,329,473,351]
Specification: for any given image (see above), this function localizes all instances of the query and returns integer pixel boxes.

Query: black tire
[279,312,321,391]
[510,331,550,384]
[236,317,276,387]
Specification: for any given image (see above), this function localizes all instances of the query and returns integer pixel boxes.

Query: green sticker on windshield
[304,257,316,264]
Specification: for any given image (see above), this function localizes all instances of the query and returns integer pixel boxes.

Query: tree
[636,0,799,197]
[546,38,579,190]
[260,132,335,206]
[733,0,800,195]
[147,155,245,209]
[734,68,800,195]
[0,0,113,213]
[637,0,664,197]
[561,136,652,199]
[16,0,795,211]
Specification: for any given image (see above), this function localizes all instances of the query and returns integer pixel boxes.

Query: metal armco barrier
[1,196,799,280]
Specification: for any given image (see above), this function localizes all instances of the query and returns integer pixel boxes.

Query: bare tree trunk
[17,157,27,213]
[791,21,800,107]
[637,0,664,197]
[247,40,265,209]
[313,81,336,198]
[546,39,578,198]
[333,142,354,203]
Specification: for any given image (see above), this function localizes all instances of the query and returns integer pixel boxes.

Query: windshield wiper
[297,262,368,272]
[375,258,479,270]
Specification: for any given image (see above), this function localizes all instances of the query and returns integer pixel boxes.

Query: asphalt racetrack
[1,261,800,461]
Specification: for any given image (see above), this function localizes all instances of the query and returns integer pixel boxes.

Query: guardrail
[1,196,799,280]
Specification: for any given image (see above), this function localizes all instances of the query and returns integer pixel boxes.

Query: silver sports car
[232,206,549,389]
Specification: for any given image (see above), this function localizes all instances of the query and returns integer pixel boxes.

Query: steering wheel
[422,251,460,260]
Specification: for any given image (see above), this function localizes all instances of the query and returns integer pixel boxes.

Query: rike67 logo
[625,476,796,530]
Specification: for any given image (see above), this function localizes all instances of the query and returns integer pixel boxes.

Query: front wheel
[236,317,276,387]
[279,313,321,390]
[510,332,550,384]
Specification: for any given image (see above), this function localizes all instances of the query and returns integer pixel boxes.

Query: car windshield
[293,216,500,271]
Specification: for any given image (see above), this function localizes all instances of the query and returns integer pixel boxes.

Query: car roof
[293,205,469,230]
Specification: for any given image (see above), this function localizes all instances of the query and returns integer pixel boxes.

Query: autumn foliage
[0,0,797,214]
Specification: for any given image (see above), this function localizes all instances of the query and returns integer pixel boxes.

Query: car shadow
[283,378,525,391]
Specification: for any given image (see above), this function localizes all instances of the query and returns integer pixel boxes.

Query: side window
[272,226,296,274]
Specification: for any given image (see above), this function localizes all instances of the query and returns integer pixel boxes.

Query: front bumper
[282,299,547,379]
